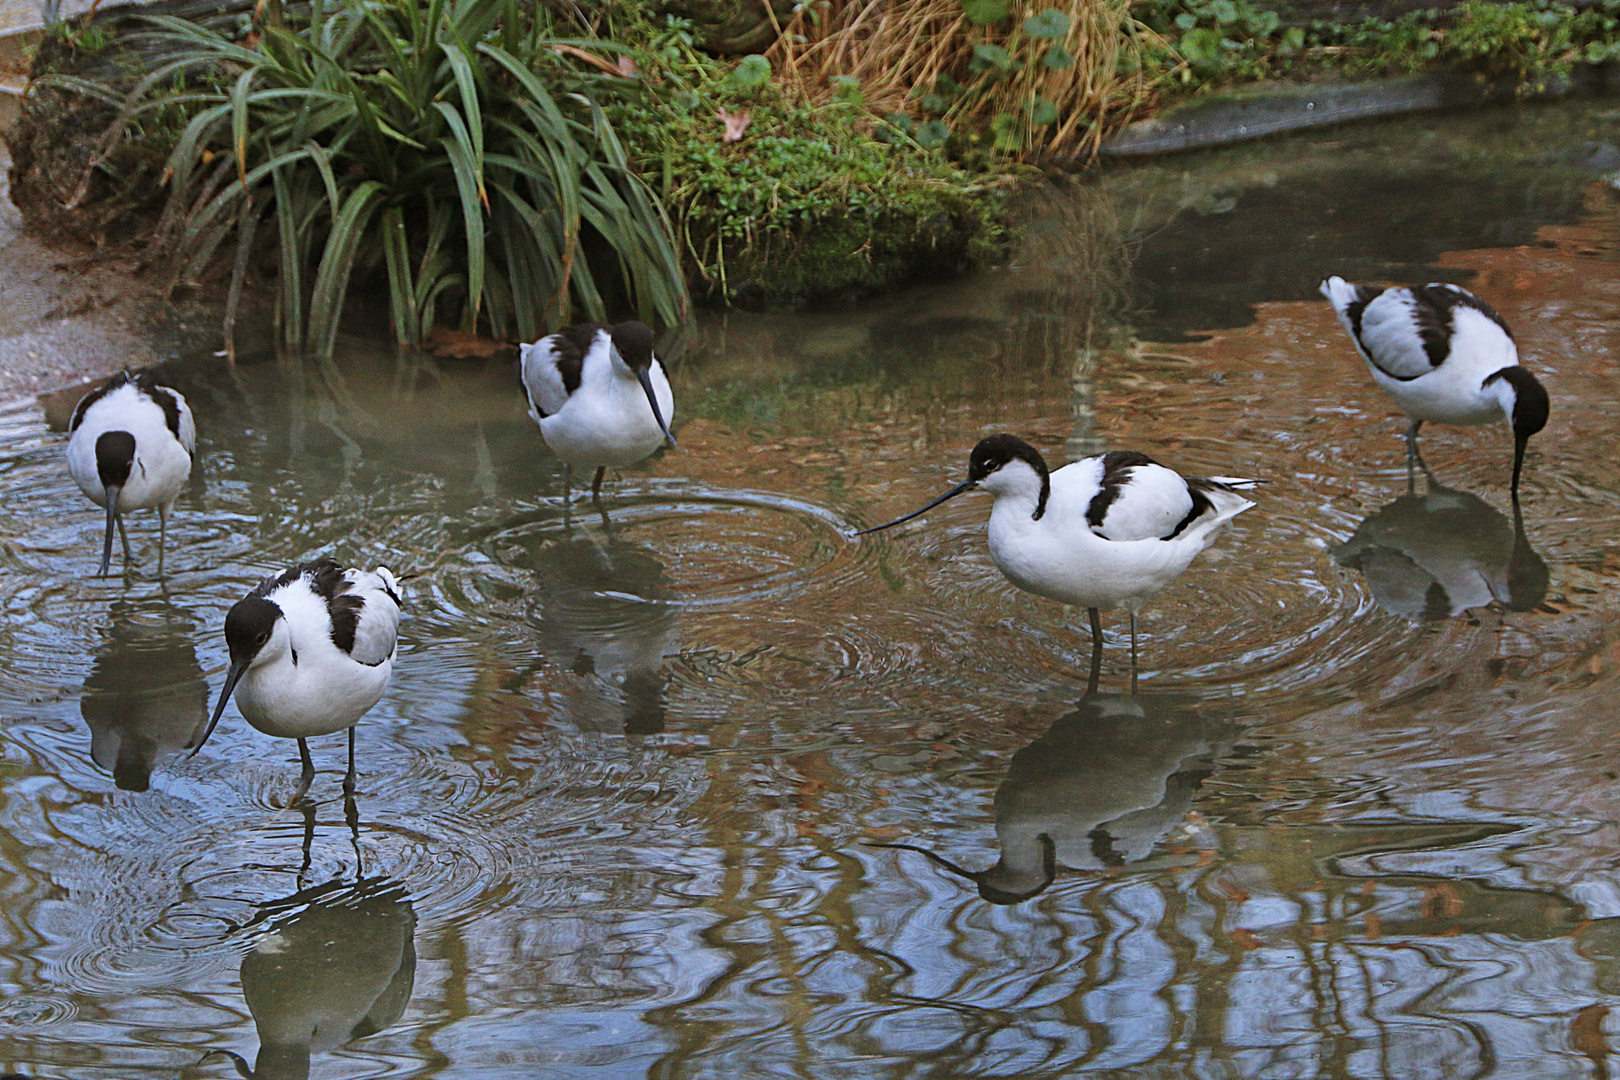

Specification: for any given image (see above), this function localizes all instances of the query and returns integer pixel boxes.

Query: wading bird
[194,558,401,806]
[858,434,1257,687]
[519,321,676,503]
[1320,277,1550,496]
[65,371,195,576]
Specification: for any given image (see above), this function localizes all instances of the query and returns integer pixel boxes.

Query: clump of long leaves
[82,0,687,358]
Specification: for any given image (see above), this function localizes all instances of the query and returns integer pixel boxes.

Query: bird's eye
[255,632,269,645]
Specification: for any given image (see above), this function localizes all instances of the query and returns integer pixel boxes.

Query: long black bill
[1511,434,1528,497]
[636,368,677,449]
[863,840,982,882]
[855,479,975,536]
[192,660,248,756]
[98,487,119,576]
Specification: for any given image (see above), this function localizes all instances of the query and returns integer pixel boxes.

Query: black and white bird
[1320,277,1550,495]
[65,371,196,576]
[193,558,402,806]
[519,321,676,501]
[859,435,1258,685]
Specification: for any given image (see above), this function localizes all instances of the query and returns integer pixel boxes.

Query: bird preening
[857,434,1259,690]
[1320,277,1550,497]
[519,320,677,504]
[193,558,402,807]
[65,371,195,576]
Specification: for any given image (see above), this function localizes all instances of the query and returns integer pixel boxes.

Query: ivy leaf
[1022,8,1071,38]
[1174,12,1198,28]
[915,120,951,148]
[1029,98,1059,126]
[729,54,772,88]
[960,0,1009,24]
[970,43,1013,72]
[1210,0,1238,24]
[1043,43,1075,68]
[990,111,1023,152]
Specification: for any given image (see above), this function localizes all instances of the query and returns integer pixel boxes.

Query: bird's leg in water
[288,738,315,807]
[157,505,167,578]
[1405,419,1424,491]
[1130,611,1139,696]
[591,466,606,501]
[343,725,357,797]
[297,801,316,887]
[563,464,573,506]
[1086,607,1103,696]
[346,789,363,874]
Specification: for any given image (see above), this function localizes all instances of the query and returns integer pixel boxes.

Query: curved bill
[854,479,975,536]
[191,660,248,756]
[98,487,119,577]
[636,368,677,449]
[1511,434,1528,497]
[862,840,981,882]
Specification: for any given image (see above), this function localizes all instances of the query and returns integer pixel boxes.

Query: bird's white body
[234,565,401,740]
[520,325,675,469]
[982,456,1255,613]
[1320,277,1520,427]
[65,375,195,515]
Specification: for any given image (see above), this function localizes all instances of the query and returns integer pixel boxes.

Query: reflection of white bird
[1334,472,1547,620]
[206,877,415,1080]
[877,692,1231,904]
[193,559,401,806]
[64,371,196,576]
[859,434,1257,683]
[519,534,679,735]
[80,601,208,792]
[1320,277,1550,494]
[519,321,676,502]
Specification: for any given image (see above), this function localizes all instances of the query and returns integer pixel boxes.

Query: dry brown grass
[767,0,1176,159]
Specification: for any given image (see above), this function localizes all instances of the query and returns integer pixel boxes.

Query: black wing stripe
[1085,450,1158,532]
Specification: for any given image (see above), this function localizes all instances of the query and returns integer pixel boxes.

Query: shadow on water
[876,690,1238,904]
[80,600,208,791]
[1334,466,1550,620]
[204,876,416,1080]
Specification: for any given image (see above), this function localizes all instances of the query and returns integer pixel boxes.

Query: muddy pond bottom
[5,98,1620,1078]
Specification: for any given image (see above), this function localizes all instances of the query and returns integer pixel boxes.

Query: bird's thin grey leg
[345,790,363,874]
[1130,611,1139,696]
[343,725,357,797]
[289,738,315,807]
[157,505,167,578]
[1405,419,1424,490]
[563,464,573,506]
[297,801,316,887]
[591,466,606,502]
[1086,607,1103,696]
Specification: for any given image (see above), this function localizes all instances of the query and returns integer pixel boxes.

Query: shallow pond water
[6,98,1620,1078]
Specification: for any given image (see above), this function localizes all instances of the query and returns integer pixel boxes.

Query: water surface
[5,98,1620,1078]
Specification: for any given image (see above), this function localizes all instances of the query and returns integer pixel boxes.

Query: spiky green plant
[68,0,688,358]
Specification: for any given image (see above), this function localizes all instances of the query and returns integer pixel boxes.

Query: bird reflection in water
[80,600,209,791]
[1333,467,1548,620]
[202,877,416,1080]
[876,692,1234,904]
[516,529,680,735]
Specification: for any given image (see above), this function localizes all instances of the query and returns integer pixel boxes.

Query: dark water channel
[6,99,1620,1078]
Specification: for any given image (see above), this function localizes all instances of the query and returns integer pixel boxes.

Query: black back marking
[552,323,606,397]
[68,371,183,441]
[1166,478,1219,540]
[1087,827,1126,868]
[1085,450,1159,533]
[1403,284,1515,369]
[968,434,1051,520]
[1484,365,1550,439]
[251,557,373,659]
[1342,283,1385,346]
[94,430,136,489]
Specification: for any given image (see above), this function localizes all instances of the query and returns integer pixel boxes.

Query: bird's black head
[968,434,1051,519]
[1491,366,1550,441]
[95,430,136,489]
[223,595,283,667]
[610,321,657,371]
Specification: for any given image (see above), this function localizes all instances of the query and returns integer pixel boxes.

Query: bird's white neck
[979,459,1047,518]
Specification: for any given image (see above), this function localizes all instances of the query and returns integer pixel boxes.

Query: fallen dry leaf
[718,107,752,143]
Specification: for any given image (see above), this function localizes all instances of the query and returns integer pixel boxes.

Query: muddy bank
[0,141,224,405]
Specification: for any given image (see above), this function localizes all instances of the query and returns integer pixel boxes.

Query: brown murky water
[5,98,1620,1078]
